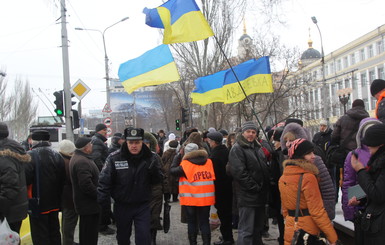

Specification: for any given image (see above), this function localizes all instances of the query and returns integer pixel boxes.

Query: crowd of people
[1,79,385,245]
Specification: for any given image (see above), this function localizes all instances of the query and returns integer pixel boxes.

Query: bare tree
[0,71,12,121]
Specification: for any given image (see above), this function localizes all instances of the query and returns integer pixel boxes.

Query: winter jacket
[356,146,385,243]
[70,149,100,215]
[178,149,216,206]
[331,106,369,150]
[60,152,75,209]
[375,90,385,123]
[108,136,121,154]
[25,142,65,213]
[312,127,333,153]
[279,159,338,245]
[0,138,30,223]
[97,142,162,206]
[341,118,380,221]
[280,122,336,219]
[91,133,108,170]
[161,148,178,194]
[228,134,270,207]
[209,144,232,208]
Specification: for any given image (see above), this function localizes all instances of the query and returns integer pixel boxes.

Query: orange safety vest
[179,159,216,206]
[375,90,385,118]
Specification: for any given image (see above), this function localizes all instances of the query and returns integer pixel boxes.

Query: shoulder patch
[115,161,129,170]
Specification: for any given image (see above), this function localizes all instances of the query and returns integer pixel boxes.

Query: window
[325,65,329,76]
[344,78,350,88]
[378,67,385,79]
[377,40,384,54]
[368,45,374,58]
[337,59,342,71]
[369,70,376,83]
[313,70,317,80]
[360,49,365,61]
[350,53,356,65]
[343,57,348,68]
[371,98,377,110]
[361,73,367,85]
[330,63,335,74]
[352,75,358,89]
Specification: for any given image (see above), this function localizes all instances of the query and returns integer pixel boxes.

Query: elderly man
[98,128,162,245]
[207,131,234,245]
[70,137,100,245]
[229,121,270,245]
[25,130,65,245]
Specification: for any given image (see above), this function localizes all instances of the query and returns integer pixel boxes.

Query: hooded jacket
[331,106,369,150]
[313,127,333,153]
[341,118,380,221]
[228,134,270,207]
[280,122,335,219]
[0,138,30,223]
[279,159,338,245]
[97,142,162,206]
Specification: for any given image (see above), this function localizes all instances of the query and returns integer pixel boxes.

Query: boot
[188,233,197,245]
[202,233,211,245]
[151,229,157,245]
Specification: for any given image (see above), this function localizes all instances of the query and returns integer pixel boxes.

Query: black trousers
[79,213,99,245]
[185,205,211,236]
[215,195,233,241]
[29,211,61,245]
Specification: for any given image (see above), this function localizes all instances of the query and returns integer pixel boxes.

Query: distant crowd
[1,79,385,245]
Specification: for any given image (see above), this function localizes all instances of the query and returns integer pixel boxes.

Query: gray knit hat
[184,143,198,154]
[242,121,258,133]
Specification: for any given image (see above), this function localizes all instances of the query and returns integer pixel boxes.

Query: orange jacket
[179,157,215,207]
[279,159,338,245]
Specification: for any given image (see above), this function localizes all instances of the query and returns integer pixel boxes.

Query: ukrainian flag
[143,0,214,44]
[118,45,180,94]
[191,57,273,106]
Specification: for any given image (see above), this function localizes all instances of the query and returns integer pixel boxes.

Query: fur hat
[184,143,198,154]
[75,137,92,149]
[285,118,303,127]
[0,122,9,139]
[242,121,258,133]
[168,133,176,141]
[370,79,385,97]
[59,139,76,155]
[362,124,385,147]
[288,138,314,159]
[95,123,107,133]
[32,130,50,141]
[207,132,223,143]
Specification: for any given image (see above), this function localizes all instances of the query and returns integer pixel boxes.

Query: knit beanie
[207,132,223,143]
[362,124,385,147]
[95,123,107,132]
[75,137,92,149]
[288,138,314,159]
[58,139,76,155]
[352,99,365,108]
[242,121,258,133]
[370,79,385,97]
[184,143,198,154]
[0,122,9,139]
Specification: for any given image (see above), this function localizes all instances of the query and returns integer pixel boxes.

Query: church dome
[300,39,321,60]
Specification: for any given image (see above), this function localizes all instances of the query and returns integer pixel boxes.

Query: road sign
[106,127,112,136]
[71,79,91,100]
[102,103,112,113]
[104,117,112,126]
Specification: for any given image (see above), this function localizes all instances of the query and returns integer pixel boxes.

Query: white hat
[59,139,76,155]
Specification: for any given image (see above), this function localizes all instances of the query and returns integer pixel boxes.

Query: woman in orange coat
[279,138,338,245]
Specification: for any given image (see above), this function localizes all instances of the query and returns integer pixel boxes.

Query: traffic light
[175,119,181,131]
[72,109,79,129]
[181,107,189,124]
[53,90,64,117]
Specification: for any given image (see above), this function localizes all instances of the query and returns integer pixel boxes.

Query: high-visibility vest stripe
[179,159,215,206]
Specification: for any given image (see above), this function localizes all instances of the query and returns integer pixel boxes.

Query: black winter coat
[210,144,232,210]
[92,133,108,170]
[357,146,385,243]
[98,142,162,206]
[228,134,270,207]
[331,106,369,150]
[313,127,333,153]
[70,150,100,215]
[26,142,65,213]
[0,138,30,223]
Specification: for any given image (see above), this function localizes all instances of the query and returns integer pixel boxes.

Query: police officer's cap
[124,127,144,140]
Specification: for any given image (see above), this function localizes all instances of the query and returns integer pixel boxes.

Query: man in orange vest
[370,79,385,123]
[170,143,216,245]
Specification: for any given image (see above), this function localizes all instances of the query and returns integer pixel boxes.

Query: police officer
[97,128,162,245]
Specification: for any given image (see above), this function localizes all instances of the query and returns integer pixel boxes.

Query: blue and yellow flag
[191,57,273,106]
[143,0,214,44]
[118,45,180,94]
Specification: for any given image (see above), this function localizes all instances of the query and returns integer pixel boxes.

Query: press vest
[179,159,215,206]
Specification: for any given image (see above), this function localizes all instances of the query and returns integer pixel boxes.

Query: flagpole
[213,35,272,143]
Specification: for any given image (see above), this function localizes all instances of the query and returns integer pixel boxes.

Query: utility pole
[60,0,74,141]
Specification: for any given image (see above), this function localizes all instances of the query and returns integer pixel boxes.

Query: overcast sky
[1,0,384,117]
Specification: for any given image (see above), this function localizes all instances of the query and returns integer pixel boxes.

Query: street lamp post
[311,16,329,120]
[75,17,129,107]
[337,88,352,114]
